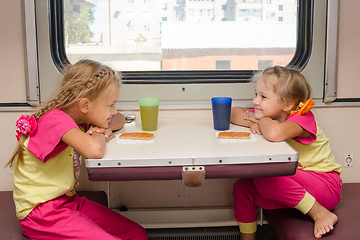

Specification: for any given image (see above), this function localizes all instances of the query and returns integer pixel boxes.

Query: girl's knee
[126,224,148,240]
[253,176,284,192]
[233,179,253,191]
[233,179,247,197]
[251,177,287,201]
[137,225,148,240]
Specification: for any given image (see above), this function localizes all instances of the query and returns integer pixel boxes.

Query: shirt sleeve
[286,111,317,144]
[27,109,79,162]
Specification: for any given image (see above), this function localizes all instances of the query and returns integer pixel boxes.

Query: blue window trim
[49,0,313,84]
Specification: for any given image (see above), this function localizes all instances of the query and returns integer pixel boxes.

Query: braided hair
[33,59,121,120]
[7,59,121,166]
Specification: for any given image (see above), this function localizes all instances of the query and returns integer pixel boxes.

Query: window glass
[64,0,298,72]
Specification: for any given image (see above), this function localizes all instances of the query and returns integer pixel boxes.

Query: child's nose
[253,96,259,105]
[111,106,117,115]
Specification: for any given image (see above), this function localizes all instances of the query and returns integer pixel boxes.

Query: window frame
[50,0,313,84]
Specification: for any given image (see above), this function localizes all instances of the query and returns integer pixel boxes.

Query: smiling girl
[231,66,342,240]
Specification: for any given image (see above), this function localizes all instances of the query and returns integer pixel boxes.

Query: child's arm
[88,112,126,141]
[257,117,310,142]
[62,128,106,159]
[231,107,262,134]
[230,107,253,127]
[63,113,126,158]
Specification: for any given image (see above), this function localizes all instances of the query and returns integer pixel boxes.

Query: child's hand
[249,123,262,135]
[88,126,114,142]
[243,111,258,123]
[102,128,115,142]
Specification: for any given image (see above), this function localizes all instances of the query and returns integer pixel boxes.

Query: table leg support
[182,166,205,187]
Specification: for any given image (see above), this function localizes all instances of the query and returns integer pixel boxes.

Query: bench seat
[264,183,360,239]
[0,191,108,240]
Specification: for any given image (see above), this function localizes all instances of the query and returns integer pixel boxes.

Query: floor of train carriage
[146,225,277,240]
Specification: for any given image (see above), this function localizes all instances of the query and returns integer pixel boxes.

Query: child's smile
[253,76,289,121]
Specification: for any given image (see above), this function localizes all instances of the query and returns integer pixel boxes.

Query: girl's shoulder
[36,108,79,135]
[287,110,315,125]
[28,109,80,161]
[37,109,77,128]
[287,111,317,144]
[39,108,68,120]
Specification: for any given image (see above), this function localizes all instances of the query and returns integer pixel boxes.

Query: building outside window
[63,0,300,78]
[216,60,231,70]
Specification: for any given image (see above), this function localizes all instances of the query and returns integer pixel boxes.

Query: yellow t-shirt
[12,109,81,219]
[12,139,77,219]
[286,112,341,174]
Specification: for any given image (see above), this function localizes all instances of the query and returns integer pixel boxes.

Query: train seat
[264,183,360,239]
[0,191,108,240]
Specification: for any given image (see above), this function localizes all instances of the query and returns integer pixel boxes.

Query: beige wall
[0,1,360,209]
[0,0,27,103]
[336,1,360,98]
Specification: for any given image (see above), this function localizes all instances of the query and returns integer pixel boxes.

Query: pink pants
[232,169,342,223]
[20,194,148,240]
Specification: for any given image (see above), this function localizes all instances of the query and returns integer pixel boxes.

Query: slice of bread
[218,131,251,139]
[119,132,154,140]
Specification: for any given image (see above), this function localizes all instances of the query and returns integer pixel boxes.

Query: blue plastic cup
[211,97,232,131]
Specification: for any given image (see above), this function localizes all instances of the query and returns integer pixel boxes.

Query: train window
[57,0,309,83]
[36,0,324,108]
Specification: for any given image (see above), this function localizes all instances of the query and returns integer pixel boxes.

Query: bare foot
[308,201,338,239]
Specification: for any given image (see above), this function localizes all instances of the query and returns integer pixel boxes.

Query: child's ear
[283,101,296,112]
[78,98,90,113]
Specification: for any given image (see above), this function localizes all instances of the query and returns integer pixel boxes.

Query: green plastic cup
[139,98,159,131]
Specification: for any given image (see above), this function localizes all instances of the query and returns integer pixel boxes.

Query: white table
[86,115,298,183]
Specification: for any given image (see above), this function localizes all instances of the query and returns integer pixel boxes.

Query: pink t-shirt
[286,111,317,144]
[27,109,79,162]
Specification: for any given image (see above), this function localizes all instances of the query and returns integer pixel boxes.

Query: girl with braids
[230,66,342,239]
[7,59,147,240]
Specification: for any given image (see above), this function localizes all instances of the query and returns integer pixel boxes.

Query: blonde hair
[253,65,311,109]
[7,59,121,167]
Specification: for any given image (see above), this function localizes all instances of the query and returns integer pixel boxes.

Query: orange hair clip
[289,98,315,117]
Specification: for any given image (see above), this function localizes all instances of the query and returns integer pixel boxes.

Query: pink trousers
[232,169,342,223]
[20,194,148,240]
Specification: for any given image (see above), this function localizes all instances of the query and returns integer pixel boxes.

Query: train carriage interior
[1,0,360,239]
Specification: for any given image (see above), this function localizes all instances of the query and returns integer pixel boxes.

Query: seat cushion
[264,183,360,239]
[0,191,108,240]
[0,191,29,240]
